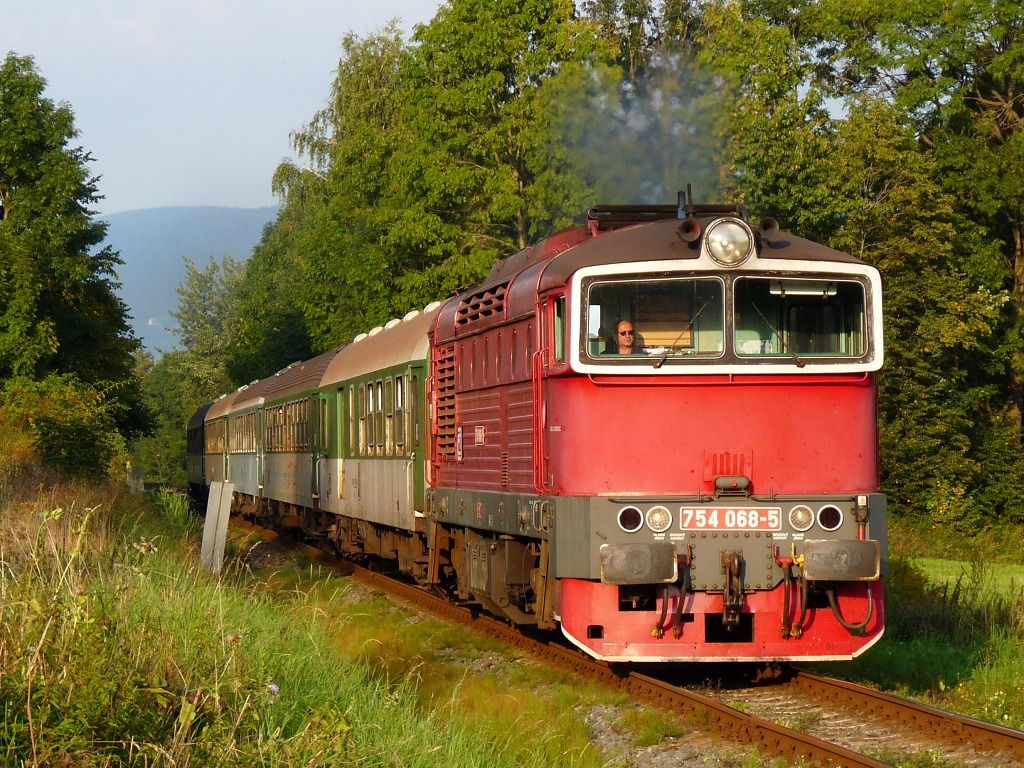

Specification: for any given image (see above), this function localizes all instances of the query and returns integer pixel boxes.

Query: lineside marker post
[201,481,234,573]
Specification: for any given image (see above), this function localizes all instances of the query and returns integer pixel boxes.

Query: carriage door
[256,404,265,498]
[311,394,326,508]
[222,419,230,481]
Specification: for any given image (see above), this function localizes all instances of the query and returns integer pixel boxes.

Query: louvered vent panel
[435,345,457,458]
[455,283,508,325]
[703,450,751,480]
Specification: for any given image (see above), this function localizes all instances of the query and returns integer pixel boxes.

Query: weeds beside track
[0,468,621,767]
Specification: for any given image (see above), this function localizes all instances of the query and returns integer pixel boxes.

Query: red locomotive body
[427,201,886,661]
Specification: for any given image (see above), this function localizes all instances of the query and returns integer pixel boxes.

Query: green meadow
[3,448,1022,767]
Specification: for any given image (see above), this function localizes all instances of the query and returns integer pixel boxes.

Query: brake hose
[651,585,670,638]
[671,564,692,638]
[826,584,875,635]
[790,575,809,638]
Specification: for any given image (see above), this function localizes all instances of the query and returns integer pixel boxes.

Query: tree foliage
[694,0,1024,522]
[0,53,145,476]
[170,256,245,411]
[0,374,127,477]
[0,55,138,383]
[245,2,605,352]
[144,0,1024,522]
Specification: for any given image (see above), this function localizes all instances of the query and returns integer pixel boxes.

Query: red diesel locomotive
[190,196,886,662]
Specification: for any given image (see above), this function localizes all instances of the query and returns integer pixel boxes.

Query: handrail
[425,373,436,486]
[531,348,550,494]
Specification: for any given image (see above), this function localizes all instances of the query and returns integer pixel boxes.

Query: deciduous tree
[0,53,146,459]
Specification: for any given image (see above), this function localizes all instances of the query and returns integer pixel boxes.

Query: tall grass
[0,464,610,767]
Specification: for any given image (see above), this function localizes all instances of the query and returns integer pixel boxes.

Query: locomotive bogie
[422,488,558,625]
[464,528,542,625]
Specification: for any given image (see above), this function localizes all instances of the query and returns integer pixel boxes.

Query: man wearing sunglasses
[613,320,640,355]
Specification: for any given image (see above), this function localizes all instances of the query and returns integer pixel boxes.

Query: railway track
[234,521,1024,767]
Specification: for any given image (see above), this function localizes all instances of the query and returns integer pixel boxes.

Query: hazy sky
[2,1,443,215]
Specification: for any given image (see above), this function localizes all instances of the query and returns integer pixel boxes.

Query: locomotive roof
[319,306,438,387]
[432,216,868,343]
[228,345,343,413]
[537,217,866,293]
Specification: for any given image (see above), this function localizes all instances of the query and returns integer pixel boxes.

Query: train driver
[612,320,640,354]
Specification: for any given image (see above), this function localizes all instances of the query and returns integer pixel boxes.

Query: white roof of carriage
[319,302,443,388]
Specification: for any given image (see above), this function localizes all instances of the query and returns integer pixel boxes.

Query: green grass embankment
[0,455,712,768]
[8,447,1021,766]
[0,461,608,767]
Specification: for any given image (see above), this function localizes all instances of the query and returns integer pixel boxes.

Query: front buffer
[558,536,884,662]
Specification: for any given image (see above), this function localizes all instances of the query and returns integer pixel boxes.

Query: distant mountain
[99,206,278,355]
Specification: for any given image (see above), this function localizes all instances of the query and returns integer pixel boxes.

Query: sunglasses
[618,330,634,336]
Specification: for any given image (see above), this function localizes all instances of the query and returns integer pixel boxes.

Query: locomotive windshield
[579,274,870,366]
[584,277,725,359]
[734,277,866,358]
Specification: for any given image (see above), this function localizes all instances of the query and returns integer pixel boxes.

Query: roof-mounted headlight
[705,218,754,267]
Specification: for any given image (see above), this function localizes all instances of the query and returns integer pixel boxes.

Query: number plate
[679,506,782,531]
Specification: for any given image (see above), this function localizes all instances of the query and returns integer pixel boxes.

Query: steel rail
[790,669,1024,763]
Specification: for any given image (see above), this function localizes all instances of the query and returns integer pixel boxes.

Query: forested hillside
[5,0,1024,528]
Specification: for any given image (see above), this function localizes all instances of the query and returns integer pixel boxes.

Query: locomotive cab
[564,207,882,376]
[534,202,888,660]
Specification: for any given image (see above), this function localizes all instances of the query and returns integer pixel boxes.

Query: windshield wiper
[749,300,805,368]
[652,297,712,369]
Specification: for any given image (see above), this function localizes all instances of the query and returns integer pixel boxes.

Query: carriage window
[385,377,395,453]
[364,387,372,454]
[584,277,724,359]
[394,375,405,448]
[375,380,385,451]
[411,374,420,448]
[734,278,865,358]
[319,398,328,455]
[347,387,356,455]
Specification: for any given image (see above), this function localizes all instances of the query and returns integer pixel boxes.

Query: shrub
[0,374,127,478]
